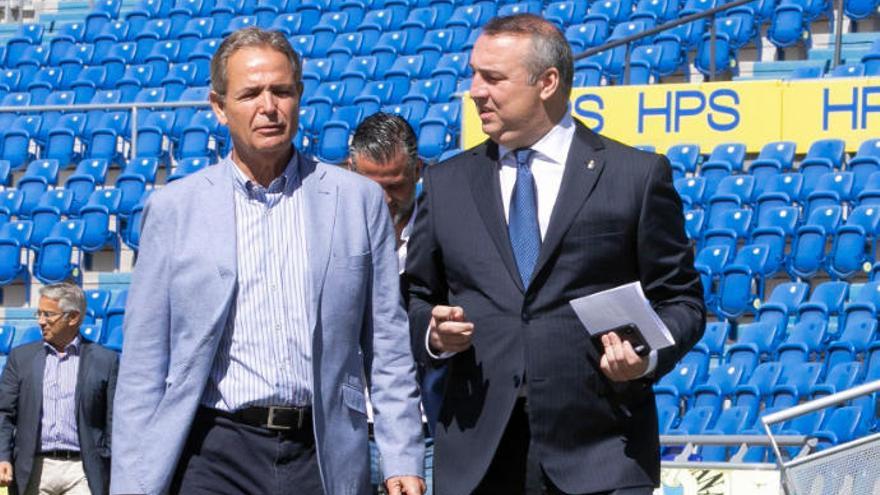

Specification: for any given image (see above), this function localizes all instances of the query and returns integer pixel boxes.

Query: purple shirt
[40,336,80,453]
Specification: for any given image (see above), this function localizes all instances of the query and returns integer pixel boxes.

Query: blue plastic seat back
[14,326,42,347]
[666,143,700,173]
[700,321,730,356]
[85,288,112,319]
[706,142,747,171]
[674,177,705,205]
[0,220,33,247]
[695,245,731,274]
[87,189,122,213]
[755,205,799,235]
[766,282,810,311]
[683,209,705,239]
[0,325,15,354]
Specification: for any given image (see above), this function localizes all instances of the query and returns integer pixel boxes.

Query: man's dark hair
[349,113,419,173]
[481,13,574,97]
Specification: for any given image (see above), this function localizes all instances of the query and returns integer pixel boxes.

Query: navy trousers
[170,407,324,495]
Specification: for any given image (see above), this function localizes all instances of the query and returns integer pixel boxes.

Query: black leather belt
[39,450,80,460]
[223,406,312,431]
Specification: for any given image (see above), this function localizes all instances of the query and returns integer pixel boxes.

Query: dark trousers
[471,399,654,495]
[170,407,324,495]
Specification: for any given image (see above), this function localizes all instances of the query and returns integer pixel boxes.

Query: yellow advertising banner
[461,78,880,153]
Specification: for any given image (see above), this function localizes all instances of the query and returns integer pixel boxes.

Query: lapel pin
[587,159,595,170]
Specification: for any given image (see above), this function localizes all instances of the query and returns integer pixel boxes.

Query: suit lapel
[31,344,46,413]
[198,162,237,284]
[75,342,89,416]
[531,123,606,287]
[301,157,337,332]
[467,142,525,292]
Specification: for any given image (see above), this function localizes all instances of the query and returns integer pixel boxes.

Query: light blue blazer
[111,154,425,495]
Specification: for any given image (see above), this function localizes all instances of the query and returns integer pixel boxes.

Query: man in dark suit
[0,282,118,495]
[406,14,705,495]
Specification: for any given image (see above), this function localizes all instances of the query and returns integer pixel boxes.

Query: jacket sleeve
[637,155,706,379]
[110,193,174,495]
[364,182,426,480]
[404,168,449,368]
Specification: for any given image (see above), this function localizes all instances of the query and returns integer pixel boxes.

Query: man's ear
[209,91,228,126]
[538,67,561,101]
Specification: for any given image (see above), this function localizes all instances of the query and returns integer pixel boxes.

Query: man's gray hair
[481,14,574,97]
[39,282,86,316]
[349,113,420,174]
[210,27,302,97]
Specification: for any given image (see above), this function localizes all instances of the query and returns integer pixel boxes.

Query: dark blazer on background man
[0,340,119,495]
[406,120,705,494]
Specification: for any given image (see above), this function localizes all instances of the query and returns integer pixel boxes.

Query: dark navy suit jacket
[406,121,705,494]
[0,340,118,495]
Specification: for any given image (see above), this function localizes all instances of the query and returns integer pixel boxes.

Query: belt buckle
[266,406,297,431]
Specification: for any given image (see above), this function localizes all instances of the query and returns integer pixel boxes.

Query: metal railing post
[709,15,717,81]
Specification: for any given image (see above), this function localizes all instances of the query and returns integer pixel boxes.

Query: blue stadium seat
[788,206,842,279]
[828,62,866,78]
[750,206,799,275]
[0,69,21,93]
[750,141,796,193]
[10,45,49,81]
[116,65,154,101]
[849,139,880,195]
[381,103,426,136]
[565,23,605,52]
[372,31,419,72]
[695,245,730,307]
[14,326,42,347]
[732,362,783,425]
[37,190,73,218]
[653,355,706,406]
[771,361,823,407]
[768,4,807,49]
[716,244,770,319]
[702,208,752,254]
[804,172,854,219]
[122,193,149,252]
[80,324,103,344]
[80,204,120,267]
[828,204,880,279]
[757,280,809,332]
[813,361,861,398]
[857,171,880,206]
[418,101,461,161]
[312,12,351,51]
[754,173,803,225]
[327,32,367,67]
[683,209,705,240]
[585,0,634,27]
[1,116,42,171]
[666,143,701,177]
[87,189,122,215]
[0,326,14,355]
[445,3,497,42]
[102,324,124,353]
[34,220,84,285]
[29,205,62,251]
[799,138,846,198]
[178,110,221,159]
[0,228,30,301]
[706,175,755,226]
[543,0,590,27]
[220,15,257,37]
[813,406,863,451]
[87,111,130,162]
[699,321,730,357]
[26,67,64,104]
[0,191,22,222]
[674,176,705,207]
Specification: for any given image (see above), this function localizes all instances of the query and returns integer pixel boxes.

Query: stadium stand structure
[0,0,876,472]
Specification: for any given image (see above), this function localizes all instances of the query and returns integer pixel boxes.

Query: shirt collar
[229,151,300,197]
[498,112,576,166]
[44,335,81,356]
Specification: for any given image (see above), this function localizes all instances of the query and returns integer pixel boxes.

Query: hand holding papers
[569,282,675,356]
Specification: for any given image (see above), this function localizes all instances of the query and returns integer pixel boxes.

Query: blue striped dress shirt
[201,155,313,411]
[40,336,81,453]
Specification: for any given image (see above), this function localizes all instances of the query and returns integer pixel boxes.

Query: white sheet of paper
[569,281,675,351]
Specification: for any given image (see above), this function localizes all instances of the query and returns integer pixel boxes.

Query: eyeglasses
[34,310,69,322]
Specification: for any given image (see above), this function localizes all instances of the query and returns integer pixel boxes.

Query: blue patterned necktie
[508,148,540,287]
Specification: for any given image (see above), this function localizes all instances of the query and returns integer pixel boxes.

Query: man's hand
[0,461,12,487]
[385,475,426,495]
[428,305,474,354]
[599,332,649,382]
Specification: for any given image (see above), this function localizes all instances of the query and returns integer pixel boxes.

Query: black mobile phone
[591,323,651,357]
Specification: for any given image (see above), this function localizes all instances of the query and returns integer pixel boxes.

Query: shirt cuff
[425,324,457,360]
[640,350,658,378]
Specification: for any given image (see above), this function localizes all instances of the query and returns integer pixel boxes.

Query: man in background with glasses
[0,282,119,495]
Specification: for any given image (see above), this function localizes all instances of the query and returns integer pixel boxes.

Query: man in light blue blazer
[111,28,425,495]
